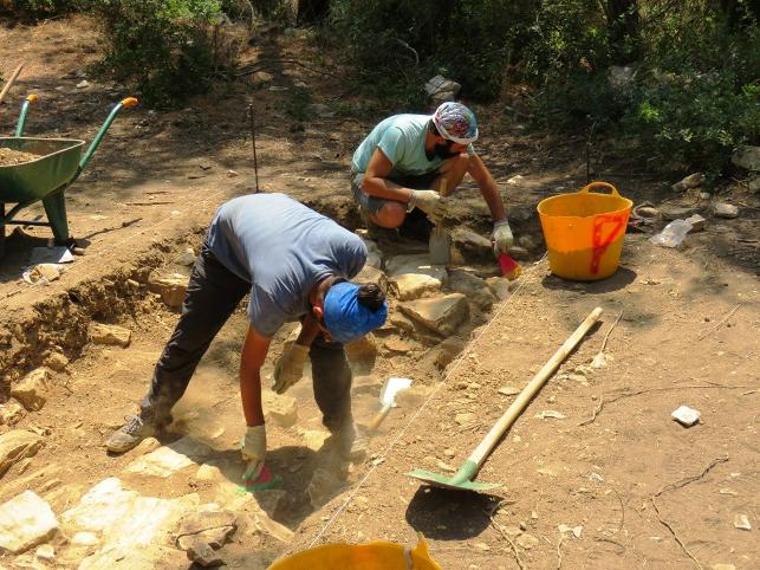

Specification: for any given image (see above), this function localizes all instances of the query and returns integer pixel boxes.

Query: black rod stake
[585,119,597,185]
[248,103,260,193]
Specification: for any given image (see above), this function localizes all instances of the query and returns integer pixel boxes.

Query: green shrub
[519,1,760,175]
[325,0,531,104]
[0,0,87,21]
[619,4,760,174]
[521,0,621,129]
[93,0,243,107]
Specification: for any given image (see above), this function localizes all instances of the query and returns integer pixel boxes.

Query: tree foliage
[326,0,760,175]
[0,0,92,21]
[92,0,243,107]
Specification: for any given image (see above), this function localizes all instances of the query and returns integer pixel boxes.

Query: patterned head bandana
[432,102,479,144]
[323,282,388,344]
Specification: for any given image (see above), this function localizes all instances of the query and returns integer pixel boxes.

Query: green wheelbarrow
[0,94,139,259]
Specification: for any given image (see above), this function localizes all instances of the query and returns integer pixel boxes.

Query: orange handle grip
[120,97,139,108]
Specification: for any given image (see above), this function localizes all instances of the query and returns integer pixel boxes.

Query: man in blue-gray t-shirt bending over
[106,194,387,484]
[351,101,514,254]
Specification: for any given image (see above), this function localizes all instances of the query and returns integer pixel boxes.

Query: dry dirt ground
[1,15,760,570]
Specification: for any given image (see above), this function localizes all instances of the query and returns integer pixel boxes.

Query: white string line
[307,253,548,548]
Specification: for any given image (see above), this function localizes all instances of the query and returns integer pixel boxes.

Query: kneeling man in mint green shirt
[351,101,514,255]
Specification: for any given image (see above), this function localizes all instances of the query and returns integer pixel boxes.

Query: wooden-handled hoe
[408,307,603,493]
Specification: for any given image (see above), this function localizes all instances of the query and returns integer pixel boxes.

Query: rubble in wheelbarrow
[0,148,41,166]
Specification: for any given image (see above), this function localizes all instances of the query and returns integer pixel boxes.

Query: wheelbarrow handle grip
[14,93,39,137]
[76,96,139,174]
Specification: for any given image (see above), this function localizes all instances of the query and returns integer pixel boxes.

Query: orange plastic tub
[268,537,442,570]
[537,182,633,281]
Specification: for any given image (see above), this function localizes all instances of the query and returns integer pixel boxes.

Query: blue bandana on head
[323,282,388,344]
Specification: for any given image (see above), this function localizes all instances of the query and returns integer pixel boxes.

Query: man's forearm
[468,154,507,221]
[297,315,322,347]
[480,182,507,221]
[362,176,413,202]
[240,367,264,427]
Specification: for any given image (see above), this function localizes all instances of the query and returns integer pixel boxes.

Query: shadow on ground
[404,486,499,540]
[541,267,637,294]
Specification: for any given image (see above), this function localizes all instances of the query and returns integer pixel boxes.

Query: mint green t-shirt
[351,114,440,177]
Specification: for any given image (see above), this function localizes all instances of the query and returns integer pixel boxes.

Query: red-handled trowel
[242,463,283,492]
[498,253,522,280]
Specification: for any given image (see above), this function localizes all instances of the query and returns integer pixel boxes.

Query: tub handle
[578,181,620,197]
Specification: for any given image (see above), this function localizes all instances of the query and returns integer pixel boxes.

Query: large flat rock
[386,254,447,301]
[62,478,200,568]
[89,323,131,348]
[124,437,212,478]
[147,273,189,309]
[0,430,44,479]
[79,544,188,570]
[386,254,447,280]
[10,368,52,411]
[399,293,469,336]
[451,228,493,260]
[354,264,388,291]
[0,491,59,554]
[732,145,760,171]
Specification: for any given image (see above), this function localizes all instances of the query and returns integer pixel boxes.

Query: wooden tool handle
[0,63,25,107]
[433,178,448,230]
[467,307,603,468]
[439,178,448,198]
[367,405,392,431]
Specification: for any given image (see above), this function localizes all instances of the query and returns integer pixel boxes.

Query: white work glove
[272,343,309,395]
[492,219,514,255]
[408,190,446,222]
[241,424,267,483]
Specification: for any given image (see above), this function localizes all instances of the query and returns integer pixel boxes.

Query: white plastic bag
[649,219,693,248]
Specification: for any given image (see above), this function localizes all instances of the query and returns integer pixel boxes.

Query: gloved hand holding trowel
[408,189,447,224]
[242,424,267,483]
[492,219,514,254]
[349,102,510,250]
[492,218,522,280]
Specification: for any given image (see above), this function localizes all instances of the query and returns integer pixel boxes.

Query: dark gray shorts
[350,172,439,214]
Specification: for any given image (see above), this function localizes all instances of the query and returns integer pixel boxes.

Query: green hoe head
[407,468,501,493]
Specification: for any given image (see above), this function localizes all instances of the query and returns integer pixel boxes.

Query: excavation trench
[0,208,526,567]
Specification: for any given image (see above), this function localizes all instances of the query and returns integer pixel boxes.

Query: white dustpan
[368,377,413,431]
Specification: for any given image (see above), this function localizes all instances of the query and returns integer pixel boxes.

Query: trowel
[243,464,283,492]
[367,377,413,431]
[429,178,450,265]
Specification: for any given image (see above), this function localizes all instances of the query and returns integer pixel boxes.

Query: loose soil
[1,14,759,570]
[0,148,41,166]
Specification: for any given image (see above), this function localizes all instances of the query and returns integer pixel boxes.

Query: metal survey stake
[248,103,259,193]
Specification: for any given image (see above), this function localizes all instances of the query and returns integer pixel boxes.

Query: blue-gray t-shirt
[206,193,367,337]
